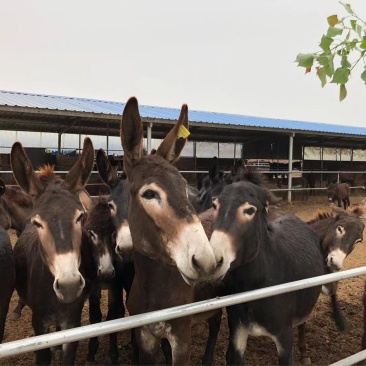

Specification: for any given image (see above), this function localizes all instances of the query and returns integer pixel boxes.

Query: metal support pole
[58,133,62,155]
[287,133,294,203]
[107,121,109,155]
[147,123,153,154]
[233,140,236,165]
[193,141,197,170]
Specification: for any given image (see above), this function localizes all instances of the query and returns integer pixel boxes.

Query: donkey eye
[142,189,159,200]
[32,220,43,229]
[212,202,217,210]
[76,213,84,223]
[243,207,256,216]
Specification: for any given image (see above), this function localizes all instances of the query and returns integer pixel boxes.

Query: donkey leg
[136,326,160,365]
[32,314,52,365]
[298,323,311,365]
[275,327,293,366]
[106,283,124,365]
[167,325,191,366]
[86,286,102,364]
[59,313,83,366]
[226,313,247,366]
[161,338,172,365]
[202,310,222,365]
[10,298,26,321]
[361,281,366,351]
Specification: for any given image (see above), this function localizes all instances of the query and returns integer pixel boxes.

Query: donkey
[84,192,134,365]
[0,187,15,343]
[327,182,350,209]
[120,97,219,365]
[210,180,326,365]
[11,138,97,365]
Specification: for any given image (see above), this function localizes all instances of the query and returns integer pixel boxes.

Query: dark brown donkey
[84,194,134,365]
[121,97,219,365]
[11,138,97,365]
[210,181,327,365]
[0,181,15,344]
[327,182,351,209]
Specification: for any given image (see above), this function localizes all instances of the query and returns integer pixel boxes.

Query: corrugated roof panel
[0,89,364,136]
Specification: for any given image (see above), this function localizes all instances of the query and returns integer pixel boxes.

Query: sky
[1,0,366,127]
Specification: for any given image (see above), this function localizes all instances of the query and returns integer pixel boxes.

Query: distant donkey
[327,182,350,209]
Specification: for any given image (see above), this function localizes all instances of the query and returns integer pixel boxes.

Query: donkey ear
[120,97,144,176]
[156,104,189,164]
[11,142,43,197]
[65,137,95,192]
[348,205,366,217]
[0,178,6,197]
[96,149,119,188]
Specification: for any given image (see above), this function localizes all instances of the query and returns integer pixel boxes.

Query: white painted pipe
[1,266,366,359]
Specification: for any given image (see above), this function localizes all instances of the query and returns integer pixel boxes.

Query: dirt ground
[1,192,366,365]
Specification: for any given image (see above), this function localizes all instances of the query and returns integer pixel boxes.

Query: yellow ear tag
[177,125,190,139]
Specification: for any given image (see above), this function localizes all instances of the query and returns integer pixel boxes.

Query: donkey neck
[128,249,194,315]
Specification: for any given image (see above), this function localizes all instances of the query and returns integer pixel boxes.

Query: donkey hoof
[10,312,21,321]
[301,356,311,365]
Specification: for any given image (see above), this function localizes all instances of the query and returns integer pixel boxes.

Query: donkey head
[85,196,116,280]
[323,206,365,272]
[210,181,279,278]
[121,97,217,285]
[96,148,132,262]
[11,137,94,303]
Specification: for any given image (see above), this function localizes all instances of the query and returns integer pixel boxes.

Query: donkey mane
[306,210,336,225]
[37,164,56,178]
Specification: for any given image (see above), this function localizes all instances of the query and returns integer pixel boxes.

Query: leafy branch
[295,2,366,101]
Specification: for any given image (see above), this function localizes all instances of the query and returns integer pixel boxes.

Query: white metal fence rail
[1,266,366,365]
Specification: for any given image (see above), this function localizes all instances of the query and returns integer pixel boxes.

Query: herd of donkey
[0,97,366,365]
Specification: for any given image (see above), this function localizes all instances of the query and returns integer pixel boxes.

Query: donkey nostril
[55,280,61,291]
[79,275,84,286]
[192,255,199,270]
[97,269,102,277]
[217,257,224,267]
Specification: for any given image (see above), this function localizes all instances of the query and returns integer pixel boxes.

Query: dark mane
[306,210,336,225]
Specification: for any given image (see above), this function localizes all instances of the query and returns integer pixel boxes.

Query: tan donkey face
[11,137,94,303]
[121,97,217,284]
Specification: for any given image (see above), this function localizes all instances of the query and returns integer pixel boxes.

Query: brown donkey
[11,138,97,365]
[121,97,219,365]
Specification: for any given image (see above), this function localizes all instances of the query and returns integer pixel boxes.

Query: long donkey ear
[156,104,189,164]
[120,97,144,176]
[96,149,119,188]
[11,142,43,197]
[64,137,95,193]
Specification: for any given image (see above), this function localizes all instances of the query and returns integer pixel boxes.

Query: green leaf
[295,53,314,68]
[317,67,327,88]
[350,19,357,31]
[319,35,333,51]
[322,54,335,77]
[361,69,366,84]
[360,40,366,49]
[341,56,351,68]
[340,2,353,15]
[356,24,362,36]
[339,84,347,102]
[327,27,343,37]
[327,15,339,27]
[331,67,350,84]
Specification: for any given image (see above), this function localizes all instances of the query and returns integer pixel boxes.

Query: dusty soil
[1,193,366,365]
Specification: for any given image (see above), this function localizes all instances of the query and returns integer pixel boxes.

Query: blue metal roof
[0,89,363,136]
